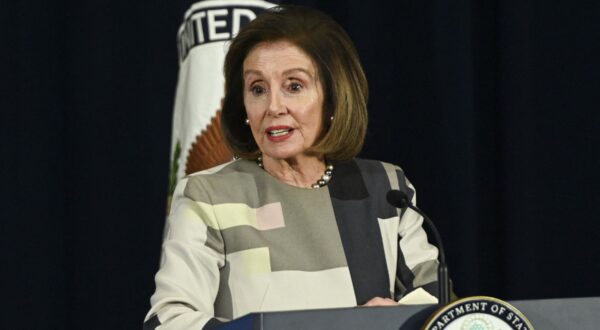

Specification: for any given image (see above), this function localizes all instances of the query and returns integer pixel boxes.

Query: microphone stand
[404,203,450,306]
[387,190,450,306]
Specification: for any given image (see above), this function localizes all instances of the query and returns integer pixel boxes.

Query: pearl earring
[244,118,250,125]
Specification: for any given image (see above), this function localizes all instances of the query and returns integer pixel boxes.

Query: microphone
[386,189,450,305]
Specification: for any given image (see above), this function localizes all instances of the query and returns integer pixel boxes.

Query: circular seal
[423,296,534,330]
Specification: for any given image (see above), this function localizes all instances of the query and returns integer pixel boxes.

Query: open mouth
[268,128,292,137]
[265,126,294,141]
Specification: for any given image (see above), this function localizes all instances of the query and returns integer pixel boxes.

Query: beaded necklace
[256,156,334,188]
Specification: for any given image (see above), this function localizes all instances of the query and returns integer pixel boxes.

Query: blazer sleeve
[144,176,226,330]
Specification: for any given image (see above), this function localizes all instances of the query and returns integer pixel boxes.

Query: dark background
[2,0,599,328]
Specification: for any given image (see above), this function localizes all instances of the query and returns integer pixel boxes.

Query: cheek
[244,96,267,120]
[292,96,322,122]
[245,109,264,144]
[243,99,258,121]
[296,109,323,144]
[248,116,263,139]
[243,95,253,116]
[305,103,324,131]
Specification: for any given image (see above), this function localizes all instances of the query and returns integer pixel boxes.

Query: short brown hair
[221,5,368,160]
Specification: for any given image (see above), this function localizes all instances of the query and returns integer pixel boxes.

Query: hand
[361,297,397,307]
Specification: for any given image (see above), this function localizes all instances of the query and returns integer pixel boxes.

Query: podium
[215,297,600,329]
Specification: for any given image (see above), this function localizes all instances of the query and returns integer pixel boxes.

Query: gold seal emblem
[424,296,534,330]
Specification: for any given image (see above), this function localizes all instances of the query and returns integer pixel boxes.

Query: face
[243,40,324,161]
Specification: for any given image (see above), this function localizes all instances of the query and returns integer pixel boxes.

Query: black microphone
[386,189,450,305]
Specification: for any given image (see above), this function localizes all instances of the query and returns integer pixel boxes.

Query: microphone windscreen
[386,189,410,209]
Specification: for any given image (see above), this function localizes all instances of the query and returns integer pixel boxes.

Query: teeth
[268,129,290,137]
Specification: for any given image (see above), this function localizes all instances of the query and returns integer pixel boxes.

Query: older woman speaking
[145,5,440,330]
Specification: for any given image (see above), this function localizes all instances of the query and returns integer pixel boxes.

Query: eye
[289,81,303,92]
[250,85,266,96]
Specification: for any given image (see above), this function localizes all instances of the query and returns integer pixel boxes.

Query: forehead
[243,40,316,76]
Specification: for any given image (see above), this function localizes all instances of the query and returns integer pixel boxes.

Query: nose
[267,88,286,117]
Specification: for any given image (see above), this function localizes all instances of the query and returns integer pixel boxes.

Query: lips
[265,125,294,141]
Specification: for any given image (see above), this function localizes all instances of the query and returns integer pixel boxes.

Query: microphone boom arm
[405,203,450,306]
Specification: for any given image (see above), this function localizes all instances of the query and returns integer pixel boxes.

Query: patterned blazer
[144,158,439,330]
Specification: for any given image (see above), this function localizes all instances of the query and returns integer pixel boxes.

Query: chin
[262,148,305,161]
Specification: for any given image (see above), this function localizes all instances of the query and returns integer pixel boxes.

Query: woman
[145,5,439,329]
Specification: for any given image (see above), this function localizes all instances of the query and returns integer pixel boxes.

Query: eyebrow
[243,68,314,79]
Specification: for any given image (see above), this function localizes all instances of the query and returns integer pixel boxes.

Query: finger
[362,297,397,306]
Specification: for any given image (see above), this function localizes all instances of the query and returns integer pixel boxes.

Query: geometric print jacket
[144,158,439,329]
